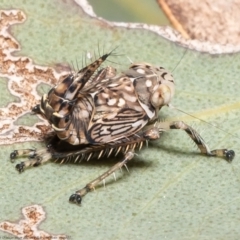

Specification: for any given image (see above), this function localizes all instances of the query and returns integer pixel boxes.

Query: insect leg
[69,151,135,205]
[68,126,161,205]
[158,121,235,162]
[10,148,52,173]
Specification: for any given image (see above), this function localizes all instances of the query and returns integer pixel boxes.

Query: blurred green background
[88,0,170,25]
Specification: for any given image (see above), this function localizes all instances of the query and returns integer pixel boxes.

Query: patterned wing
[87,75,150,143]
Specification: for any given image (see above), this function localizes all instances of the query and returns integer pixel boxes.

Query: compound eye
[151,85,172,108]
[31,104,41,114]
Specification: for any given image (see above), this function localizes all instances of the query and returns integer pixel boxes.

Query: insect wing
[87,75,149,143]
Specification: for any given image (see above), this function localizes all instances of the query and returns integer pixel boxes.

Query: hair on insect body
[10,49,235,205]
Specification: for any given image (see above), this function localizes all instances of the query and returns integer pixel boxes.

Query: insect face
[125,63,175,120]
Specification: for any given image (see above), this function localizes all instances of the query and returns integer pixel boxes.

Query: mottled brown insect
[10,51,235,204]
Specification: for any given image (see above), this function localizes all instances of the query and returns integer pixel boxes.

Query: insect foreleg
[158,121,235,162]
[69,151,135,205]
[10,148,52,173]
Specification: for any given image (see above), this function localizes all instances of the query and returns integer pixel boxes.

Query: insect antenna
[171,47,188,74]
[168,48,237,137]
[168,104,238,138]
[127,56,133,64]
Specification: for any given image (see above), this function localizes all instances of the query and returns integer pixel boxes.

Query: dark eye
[65,115,70,123]
[32,104,40,114]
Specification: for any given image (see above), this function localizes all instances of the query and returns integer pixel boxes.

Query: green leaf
[0,1,240,239]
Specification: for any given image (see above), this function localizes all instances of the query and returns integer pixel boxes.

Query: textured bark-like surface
[0,10,69,144]
[0,205,67,239]
[157,0,240,45]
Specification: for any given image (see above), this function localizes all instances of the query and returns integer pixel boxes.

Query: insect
[10,51,235,205]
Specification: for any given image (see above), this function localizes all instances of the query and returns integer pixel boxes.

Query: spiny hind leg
[10,148,52,173]
[69,126,161,204]
[158,121,235,162]
[69,151,135,205]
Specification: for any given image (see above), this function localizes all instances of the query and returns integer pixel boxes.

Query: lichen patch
[0,10,68,145]
[0,205,67,239]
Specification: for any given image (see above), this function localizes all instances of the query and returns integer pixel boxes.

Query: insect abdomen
[36,53,113,145]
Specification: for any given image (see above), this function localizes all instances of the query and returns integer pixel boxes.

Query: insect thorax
[34,55,175,146]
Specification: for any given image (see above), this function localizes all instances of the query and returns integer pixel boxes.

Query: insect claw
[69,193,82,205]
[225,150,235,162]
[16,162,25,173]
[10,150,18,162]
